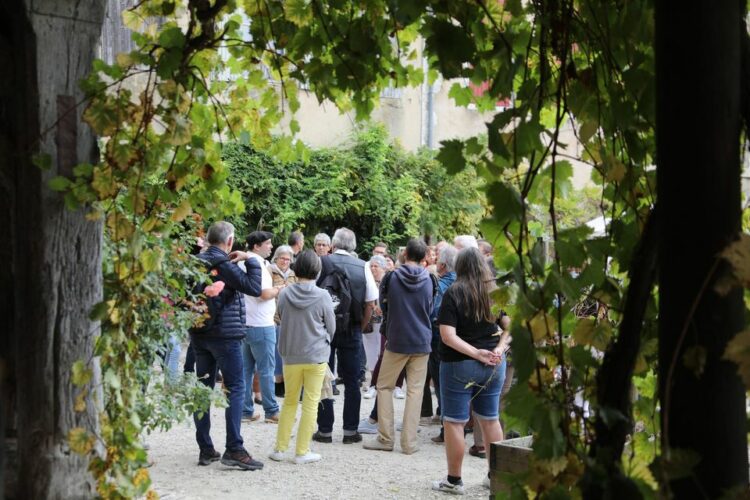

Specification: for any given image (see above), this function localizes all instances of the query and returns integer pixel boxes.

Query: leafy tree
[223,125,486,251]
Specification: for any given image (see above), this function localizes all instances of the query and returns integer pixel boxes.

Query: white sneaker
[363,386,377,399]
[358,417,378,434]
[432,478,465,495]
[394,387,406,399]
[294,452,321,464]
[268,450,285,462]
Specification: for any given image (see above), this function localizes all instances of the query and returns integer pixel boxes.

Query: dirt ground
[146,384,493,499]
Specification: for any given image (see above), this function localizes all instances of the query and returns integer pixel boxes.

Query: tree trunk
[656,1,748,496]
[2,1,105,497]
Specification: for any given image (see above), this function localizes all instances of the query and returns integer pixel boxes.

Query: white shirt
[239,253,275,327]
[333,249,378,302]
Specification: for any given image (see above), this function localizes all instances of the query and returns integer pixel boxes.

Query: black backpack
[188,256,230,335]
[319,267,353,337]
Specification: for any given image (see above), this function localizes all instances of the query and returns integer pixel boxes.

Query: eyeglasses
[277,257,291,262]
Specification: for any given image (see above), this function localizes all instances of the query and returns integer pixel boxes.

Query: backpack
[188,256,230,335]
[319,267,353,337]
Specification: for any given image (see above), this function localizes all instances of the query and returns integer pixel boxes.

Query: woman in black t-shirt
[432,247,510,495]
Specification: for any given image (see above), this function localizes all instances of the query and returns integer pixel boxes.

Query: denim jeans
[192,337,245,452]
[242,325,279,417]
[317,325,362,434]
[440,358,506,423]
[274,325,284,377]
[162,335,181,382]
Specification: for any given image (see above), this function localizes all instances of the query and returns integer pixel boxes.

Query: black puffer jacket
[194,246,262,339]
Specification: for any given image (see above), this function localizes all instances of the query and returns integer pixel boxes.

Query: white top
[333,249,378,302]
[239,253,275,327]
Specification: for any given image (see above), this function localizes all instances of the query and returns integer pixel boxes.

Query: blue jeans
[192,337,245,452]
[162,335,181,382]
[274,325,283,377]
[242,326,279,417]
[440,358,506,423]
[317,325,362,434]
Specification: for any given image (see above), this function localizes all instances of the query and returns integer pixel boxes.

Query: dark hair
[452,247,494,323]
[294,250,321,280]
[288,231,304,247]
[246,230,274,250]
[405,238,427,262]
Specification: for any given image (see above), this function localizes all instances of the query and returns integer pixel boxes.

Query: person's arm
[361,301,375,332]
[440,324,500,366]
[219,259,262,297]
[322,294,336,341]
[260,286,282,300]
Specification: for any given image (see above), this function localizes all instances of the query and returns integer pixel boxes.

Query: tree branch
[581,206,659,499]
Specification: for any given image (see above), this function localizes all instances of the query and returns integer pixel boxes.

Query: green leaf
[158,26,186,49]
[486,182,523,227]
[72,360,93,386]
[436,139,466,174]
[32,153,52,171]
[425,20,475,79]
[49,176,72,192]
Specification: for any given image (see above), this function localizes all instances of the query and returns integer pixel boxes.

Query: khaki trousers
[375,350,429,453]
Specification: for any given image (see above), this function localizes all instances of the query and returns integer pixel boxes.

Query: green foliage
[223,125,486,252]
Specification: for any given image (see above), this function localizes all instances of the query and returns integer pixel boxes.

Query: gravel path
[146,385,493,499]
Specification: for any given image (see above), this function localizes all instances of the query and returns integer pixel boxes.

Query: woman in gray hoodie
[269,250,335,464]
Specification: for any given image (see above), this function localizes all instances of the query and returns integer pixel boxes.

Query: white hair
[454,235,478,250]
[272,245,294,263]
[437,246,458,272]
[314,233,331,245]
[332,227,356,252]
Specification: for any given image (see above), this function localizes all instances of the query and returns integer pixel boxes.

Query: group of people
[186,221,511,495]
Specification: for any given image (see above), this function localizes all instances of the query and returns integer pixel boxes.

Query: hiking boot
[294,452,322,464]
[431,433,445,444]
[242,413,261,422]
[265,414,279,424]
[220,449,264,471]
[198,448,220,466]
[342,432,363,444]
[312,431,332,443]
[469,445,486,459]
[432,478,465,495]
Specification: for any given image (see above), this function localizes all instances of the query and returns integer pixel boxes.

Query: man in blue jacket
[363,238,435,455]
[191,221,264,470]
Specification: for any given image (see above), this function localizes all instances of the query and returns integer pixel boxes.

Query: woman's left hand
[476,349,501,366]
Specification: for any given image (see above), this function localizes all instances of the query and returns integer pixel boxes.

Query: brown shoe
[265,414,279,424]
[469,444,486,458]
[221,449,264,471]
[242,413,261,422]
[431,434,444,444]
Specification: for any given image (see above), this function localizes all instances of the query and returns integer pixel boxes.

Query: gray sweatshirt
[277,281,335,365]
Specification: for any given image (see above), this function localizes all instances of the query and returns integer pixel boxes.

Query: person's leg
[296,363,327,456]
[429,335,441,415]
[373,350,408,447]
[164,335,182,382]
[444,421,466,477]
[337,326,363,435]
[192,339,217,451]
[473,410,484,449]
[401,354,428,453]
[439,360,474,478]
[274,325,284,383]
[316,343,338,436]
[369,334,386,388]
[213,339,246,451]
[276,363,303,452]
[248,326,280,417]
[358,338,367,384]
[184,341,196,373]
[242,329,257,417]
[421,373,433,418]
[471,359,507,454]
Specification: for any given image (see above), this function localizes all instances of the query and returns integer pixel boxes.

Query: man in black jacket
[312,228,379,444]
[191,221,264,470]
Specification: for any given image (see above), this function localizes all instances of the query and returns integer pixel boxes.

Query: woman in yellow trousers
[269,250,335,464]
